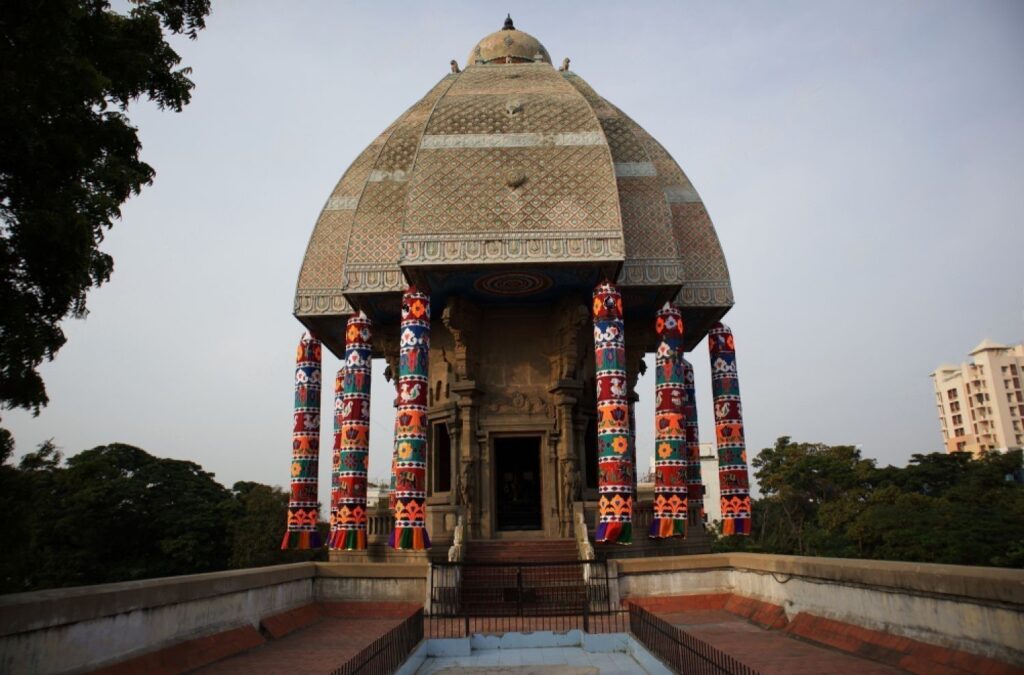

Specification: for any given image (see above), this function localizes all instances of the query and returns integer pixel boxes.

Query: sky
[5,1,1024,504]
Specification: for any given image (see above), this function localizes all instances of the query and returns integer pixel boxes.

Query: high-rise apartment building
[931,340,1024,454]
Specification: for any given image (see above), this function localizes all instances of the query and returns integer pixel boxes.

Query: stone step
[464,539,579,563]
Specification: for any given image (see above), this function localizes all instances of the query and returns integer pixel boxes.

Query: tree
[0,0,210,415]
[26,443,235,588]
[716,437,1024,568]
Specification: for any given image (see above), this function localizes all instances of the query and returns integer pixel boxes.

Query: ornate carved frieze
[614,161,657,177]
[294,289,353,316]
[664,184,700,204]
[342,265,406,293]
[400,231,624,266]
[617,259,685,286]
[420,131,605,149]
[484,388,552,416]
[676,280,735,307]
[324,196,360,211]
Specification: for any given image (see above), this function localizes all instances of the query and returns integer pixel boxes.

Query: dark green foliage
[713,437,1024,568]
[0,0,210,414]
[228,481,326,569]
[0,441,323,594]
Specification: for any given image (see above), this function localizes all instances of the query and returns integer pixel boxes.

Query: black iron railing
[427,560,627,637]
[628,602,762,675]
[332,608,424,675]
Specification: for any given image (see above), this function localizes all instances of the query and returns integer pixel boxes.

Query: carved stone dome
[467,15,552,66]
[296,20,733,353]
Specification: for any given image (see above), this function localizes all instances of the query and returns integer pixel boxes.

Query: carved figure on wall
[560,456,582,536]
[556,300,589,380]
[458,458,475,508]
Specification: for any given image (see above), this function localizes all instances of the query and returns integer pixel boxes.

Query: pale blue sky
[6,2,1023,504]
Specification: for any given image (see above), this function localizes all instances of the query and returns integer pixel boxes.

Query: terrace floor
[192,614,404,675]
[188,607,911,675]
[657,608,904,675]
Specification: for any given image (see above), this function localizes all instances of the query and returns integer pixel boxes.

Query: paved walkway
[192,616,402,675]
[659,609,905,675]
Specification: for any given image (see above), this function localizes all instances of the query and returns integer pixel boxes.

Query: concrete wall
[315,562,429,604]
[616,552,1024,665]
[0,562,429,675]
[3,553,1022,673]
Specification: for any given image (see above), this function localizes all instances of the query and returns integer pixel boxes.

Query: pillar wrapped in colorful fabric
[282,333,323,550]
[592,281,633,544]
[389,287,431,550]
[650,302,687,539]
[329,312,372,550]
[708,322,752,536]
[682,358,705,525]
[329,367,344,545]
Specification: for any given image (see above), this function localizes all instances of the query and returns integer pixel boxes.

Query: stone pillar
[551,380,583,537]
[592,281,633,544]
[682,358,705,526]
[330,313,372,550]
[442,297,483,539]
[650,302,687,539]
[282,333,322,549]
[708,322,752,536]
[452,380,482,538]
[390,287,431,550]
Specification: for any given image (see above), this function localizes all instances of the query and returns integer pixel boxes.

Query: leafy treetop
[0,0,210,415]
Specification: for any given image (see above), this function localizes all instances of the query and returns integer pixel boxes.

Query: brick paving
[658,609,906,675]
[192,616,402,675]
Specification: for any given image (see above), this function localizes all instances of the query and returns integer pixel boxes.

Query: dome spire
[503,14,515,30]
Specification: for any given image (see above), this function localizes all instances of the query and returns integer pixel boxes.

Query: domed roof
[296,22,733,349]
[467,15,552,66]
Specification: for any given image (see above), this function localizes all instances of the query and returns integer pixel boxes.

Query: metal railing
[427,560,627,637]
[332,608,424,675]
[628,602,762,675]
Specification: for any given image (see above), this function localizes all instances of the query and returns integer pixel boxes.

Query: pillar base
[328,549,373,564]
[385,548,430,564]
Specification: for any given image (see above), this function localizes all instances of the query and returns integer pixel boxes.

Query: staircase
[464,539,578,564]
[460,539,585,616]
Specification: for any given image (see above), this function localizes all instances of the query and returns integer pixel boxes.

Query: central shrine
[285,17,750,557]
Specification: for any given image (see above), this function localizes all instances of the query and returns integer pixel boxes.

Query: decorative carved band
[324,196,360,211]
[614,162,657,177]
[342,265,406,293]
[664,185,700,203]
[617,259,685,286]
[294,289,353,316]
[676,281,735,307]
[400,231,624,264]
[420,131,605,149]
[366,169,408,183]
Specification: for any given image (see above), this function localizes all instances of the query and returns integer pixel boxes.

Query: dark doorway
[494,436,542,531]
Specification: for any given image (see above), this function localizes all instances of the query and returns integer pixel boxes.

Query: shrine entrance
[494,436,543,531]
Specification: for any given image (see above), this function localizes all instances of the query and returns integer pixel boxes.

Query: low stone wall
[0,562,430,675]
[616,552,1024,667]
[315,562,429,604]
[4,553,1022,673]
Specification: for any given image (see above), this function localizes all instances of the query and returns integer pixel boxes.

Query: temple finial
[503,14,514,30]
